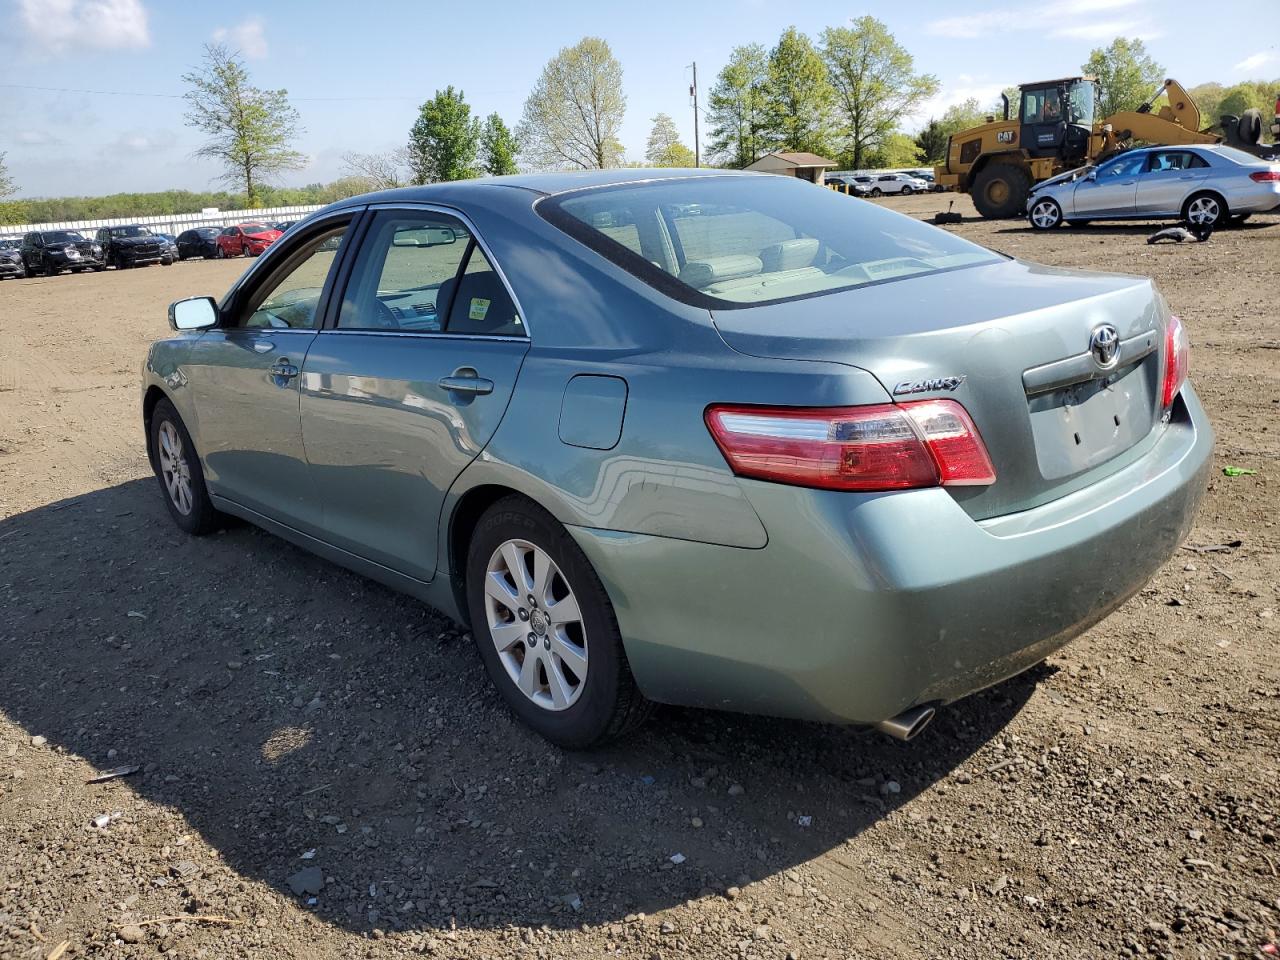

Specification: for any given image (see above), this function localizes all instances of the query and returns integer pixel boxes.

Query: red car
[214,223,282,258]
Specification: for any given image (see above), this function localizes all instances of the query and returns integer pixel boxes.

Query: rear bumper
[1231,182,1280,214]
[569,385,1213,726]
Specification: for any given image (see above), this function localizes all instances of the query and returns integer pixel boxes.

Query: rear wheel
[1183,192,1226,228]
[215,245,226,259]
[150,399,220,535]
[971,164,1031,219]
[1028,197,1063,230]
[466,495,651,748]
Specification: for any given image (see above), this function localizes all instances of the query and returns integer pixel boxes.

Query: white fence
[2,204,325,239]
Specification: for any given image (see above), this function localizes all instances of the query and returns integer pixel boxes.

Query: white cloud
[908,80,1008,131]
[16,130,62,146]
[926,0,1146,41]
[1233,51,1277,73]
[16,0,149,54]
[213,17,268,59]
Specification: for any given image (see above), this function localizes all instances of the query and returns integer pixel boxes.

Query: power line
[0,82,428,102]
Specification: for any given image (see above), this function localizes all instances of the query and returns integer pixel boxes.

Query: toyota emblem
[1089,324,1120,369]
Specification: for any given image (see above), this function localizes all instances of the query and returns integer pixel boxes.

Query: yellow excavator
[935,77,1280,218]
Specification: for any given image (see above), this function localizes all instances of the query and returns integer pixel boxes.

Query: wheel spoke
[484,572,521,614]
[490,620,526,654]
[502,542,530,594]
[532,549,553,605]
[551,635,587,679]
[517,651,541,696]
[545,657,573,709]
[546,592,581,627]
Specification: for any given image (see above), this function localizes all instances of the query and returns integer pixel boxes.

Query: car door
[1135,149,1211,216]
[184,213,357,532]
[1071,152,1145,216]
[298,206,530,582]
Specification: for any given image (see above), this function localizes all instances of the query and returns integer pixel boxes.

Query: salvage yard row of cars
[0,220,297,279]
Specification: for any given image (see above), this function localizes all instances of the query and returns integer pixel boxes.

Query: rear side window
[539,176,1001,308]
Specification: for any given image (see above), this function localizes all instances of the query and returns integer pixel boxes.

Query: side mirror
[169,296,219,331]
[1085,170,1098,182]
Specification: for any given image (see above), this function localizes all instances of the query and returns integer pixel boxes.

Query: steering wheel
[362,296,399,330]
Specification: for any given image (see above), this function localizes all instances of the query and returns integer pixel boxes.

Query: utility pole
[689,62,700,167]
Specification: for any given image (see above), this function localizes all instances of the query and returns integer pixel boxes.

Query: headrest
[760,238,819,273]
[678,255,763,289]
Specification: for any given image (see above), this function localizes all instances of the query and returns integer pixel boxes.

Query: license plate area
[1027,360,1154,479]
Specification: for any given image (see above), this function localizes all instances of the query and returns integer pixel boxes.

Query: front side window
[337,211,522,335]
[541,176,1001,307]
[235,223,349,330]
[1098,153,1146,179]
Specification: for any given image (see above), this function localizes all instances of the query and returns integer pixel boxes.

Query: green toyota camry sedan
[142,169,1212,747]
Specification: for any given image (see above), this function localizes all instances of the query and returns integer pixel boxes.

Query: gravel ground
[1,196,1277,960]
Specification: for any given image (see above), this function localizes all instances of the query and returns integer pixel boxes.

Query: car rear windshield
[1212,145,1269,166]
[539,176,1001,308]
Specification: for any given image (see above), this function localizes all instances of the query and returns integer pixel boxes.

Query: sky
[1,0,1277,199]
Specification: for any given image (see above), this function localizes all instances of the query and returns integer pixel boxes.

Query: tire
[44,263,57,278]
[215,245,226,259]
[465,495,652,748]
[1237,109,1263,146]
[870,187,882,197]
[901,185,914,195]
[93,265,106,272]
[971,164,1031,219]
[150,399,220,536]
[1182,192,1227,228]
[1028,196,1064,230]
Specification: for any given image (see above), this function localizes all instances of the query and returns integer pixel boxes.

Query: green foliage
[868,132,923,168]
[821,17,938,169]
[645,113,695,167]
[408,86,481,184]
[706,44,770,168]
[1082,37,1164,117]
[0,152,14,201]
[519,37,626,170]
[915,98,988,164]
[1217,79,1280,120]
[765,27,835,155]
[481,114,520,176]
[181,43,306,207]
[1188,82,1225,128]
[6,180,369,225]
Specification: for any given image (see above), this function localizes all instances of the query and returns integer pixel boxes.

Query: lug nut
[527,633,537,645]
[518,608,529,621]
[527,594,537,607]
[543,636,551,650]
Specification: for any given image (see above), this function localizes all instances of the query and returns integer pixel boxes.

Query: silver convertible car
[1027,144,1280,230]
[144,170,1212,747]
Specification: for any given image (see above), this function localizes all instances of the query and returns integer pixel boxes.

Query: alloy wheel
[1186,196,1220,225]
[484,538,588,712]
[157,420,194,516]
[1030,199,1061,229]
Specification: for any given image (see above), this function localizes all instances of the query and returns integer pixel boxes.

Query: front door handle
[269,358,299,381]
[438,369,494,396]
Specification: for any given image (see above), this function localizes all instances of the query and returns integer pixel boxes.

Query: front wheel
[466,496,651,748]
[870,187,882,197]
[901,185,913,195]
[1028,197,1063,230]
[215,245,226,259]
[971,164,1031,219]
[150,399,221,535]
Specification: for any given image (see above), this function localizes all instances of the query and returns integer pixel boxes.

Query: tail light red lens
[1160,313,1188,410]
[705,399,996,493]
[1249,170,1280,182]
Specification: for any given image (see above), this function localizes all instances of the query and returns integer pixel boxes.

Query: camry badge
[1089,324,1120,369]
[892,375,966,396]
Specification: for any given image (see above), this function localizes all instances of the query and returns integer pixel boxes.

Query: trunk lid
[712,258,1169,520]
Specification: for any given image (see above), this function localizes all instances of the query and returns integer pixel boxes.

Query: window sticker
[468,297,491,321]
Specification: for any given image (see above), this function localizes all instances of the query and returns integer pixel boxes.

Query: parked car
[869,173,930,196]
[272,220,299,233]
[175,227,221,260]
[144,169,1211,748]
[21,230,104,275]
[911,171,945,192]
[96,224,166,269]
[0,238,25,279]
[156,233,180,265]
[826,176,870,197]
[1026,144,1280,230]
[214,223,283,258]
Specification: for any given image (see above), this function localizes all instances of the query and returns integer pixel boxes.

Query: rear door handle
[438,369,494,396]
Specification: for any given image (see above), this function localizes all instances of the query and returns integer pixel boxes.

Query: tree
[1217,80,1280,120]
[480,114,520,176]
[408,86,481,184]
[706,43,770,168]
[341,148,410,189]
[868,132,923,168]
[645,113,695,166]
[181,43,305,206]
[764,27,835,155]
[0,152,15,200]
[1082,37,1164,118]
[820,18,938,169]
[518,37,626,170]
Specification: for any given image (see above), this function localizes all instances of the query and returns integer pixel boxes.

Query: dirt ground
[1,196,1277,960]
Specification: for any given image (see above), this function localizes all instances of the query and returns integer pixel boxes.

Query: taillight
[1249,170,1280,182]
[704,399,996,492]
[1160,313,1188,411]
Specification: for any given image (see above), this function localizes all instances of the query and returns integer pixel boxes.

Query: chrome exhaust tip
[874,704,936,741]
